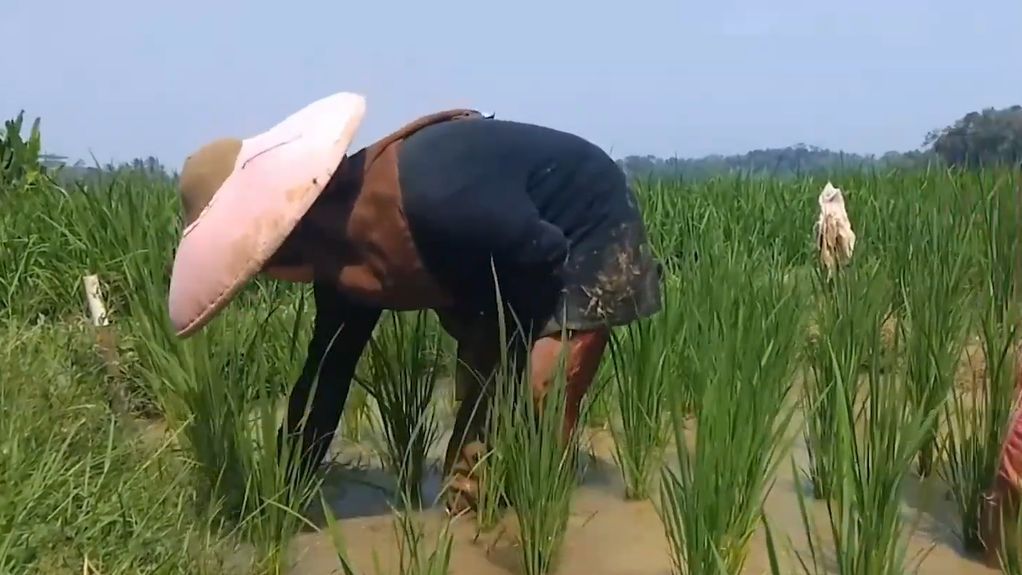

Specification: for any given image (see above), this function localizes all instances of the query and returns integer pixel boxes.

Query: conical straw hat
[168,91,366,337]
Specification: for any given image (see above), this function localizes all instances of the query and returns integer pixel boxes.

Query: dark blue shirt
[397,118,640,320]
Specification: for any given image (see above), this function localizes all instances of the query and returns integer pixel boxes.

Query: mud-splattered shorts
[540,216,663,337]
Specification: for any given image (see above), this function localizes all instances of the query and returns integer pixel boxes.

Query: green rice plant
[802,260,894,499]
[658,250,804,575]
[606,276,682,500]
[466,267,585,575]
[467,364,514,534]
[940,178,1021,552]
[496,334,583,575]
[355,309,445,509]
[897,202,976,478]
[125,271,322,571]
[941,313,1019,553]
[789,299,940,575]
[438,319,515,535]
[993,494,1022,574]
[341,383,372,443]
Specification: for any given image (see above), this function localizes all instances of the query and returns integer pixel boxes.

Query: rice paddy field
[2,121,1022,575]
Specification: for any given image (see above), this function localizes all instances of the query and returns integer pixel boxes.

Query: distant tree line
[617,105,1022,180]
[7,105,1022,186]
[616,145,936,181]
[923,105,1022,170]
[44,155,177,186]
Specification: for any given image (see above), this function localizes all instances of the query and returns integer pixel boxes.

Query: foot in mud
[443,440,486,516]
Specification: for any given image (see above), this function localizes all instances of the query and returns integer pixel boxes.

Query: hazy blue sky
[4,0,1020,169]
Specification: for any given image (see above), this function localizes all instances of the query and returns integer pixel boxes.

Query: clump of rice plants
[993,495,1022,574]
[940,174,1021,553]
[467,271,585,575]
[606,276,682,500]
[789,279,942,575]
[802,260,898,499]
[897,201,975,478]
[126,273,322,571]
[470,386,514,534]
[658,247,804,575]
[355,309,445,509]
[497,340,583,575]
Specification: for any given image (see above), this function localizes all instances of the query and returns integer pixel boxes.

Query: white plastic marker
[82,274,110,327]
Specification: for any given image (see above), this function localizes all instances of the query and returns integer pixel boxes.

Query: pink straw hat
[168,91,366,338]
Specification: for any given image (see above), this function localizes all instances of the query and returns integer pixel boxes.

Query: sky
[3,0,1020,170]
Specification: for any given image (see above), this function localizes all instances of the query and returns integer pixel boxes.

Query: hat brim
[168,92,366,338]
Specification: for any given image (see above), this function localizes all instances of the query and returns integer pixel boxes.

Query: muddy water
[285,427,1000,575]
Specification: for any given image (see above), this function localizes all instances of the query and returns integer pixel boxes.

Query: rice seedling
[458,267,585,575]
[940,176,1021,553]
[992,488,1022,574]
[355,309,446,509]
[896,200,976,478]
[125,274,323,571]
[580,357,616,431]
[495,335,584,575]
[606,276,682,500]
[658,248,804,575]
[789,278,941,575]
[469,378,514,534]
[802,260,903,499]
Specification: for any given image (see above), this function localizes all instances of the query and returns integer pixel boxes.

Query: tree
[924,106,1022,169]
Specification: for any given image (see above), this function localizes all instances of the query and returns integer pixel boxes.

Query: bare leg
[528,329,610,441]
[441,322,609,514]
[440,313,506,514]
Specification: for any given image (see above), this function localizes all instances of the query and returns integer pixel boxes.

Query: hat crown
[178,138,243,226]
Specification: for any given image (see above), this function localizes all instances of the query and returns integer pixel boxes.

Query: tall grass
[658,245,804,575]
[0,321,240,574]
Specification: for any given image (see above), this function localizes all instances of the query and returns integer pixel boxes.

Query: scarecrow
[167,92,663,513]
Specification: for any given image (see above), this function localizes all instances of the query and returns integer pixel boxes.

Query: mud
[285,429,1000,575]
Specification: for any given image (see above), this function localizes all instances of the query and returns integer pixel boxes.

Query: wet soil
[285,427,1001,575]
